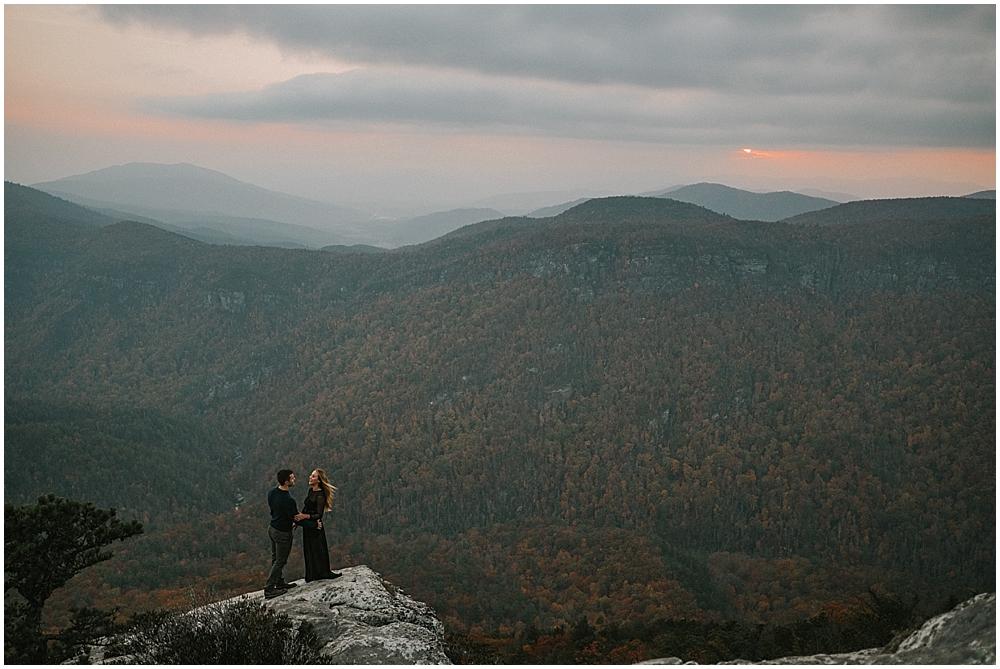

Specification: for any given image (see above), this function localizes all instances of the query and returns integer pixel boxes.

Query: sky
[4,4,996,214]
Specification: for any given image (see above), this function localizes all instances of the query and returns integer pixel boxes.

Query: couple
[264,468,340,599]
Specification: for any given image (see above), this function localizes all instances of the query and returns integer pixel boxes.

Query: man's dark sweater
[268,487,298,532]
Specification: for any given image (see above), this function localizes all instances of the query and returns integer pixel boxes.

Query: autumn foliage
[5,185,994,652]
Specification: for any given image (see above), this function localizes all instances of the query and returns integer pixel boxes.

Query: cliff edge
[74,565,450,665]
[641,592,995,665]
[259,565,450,664]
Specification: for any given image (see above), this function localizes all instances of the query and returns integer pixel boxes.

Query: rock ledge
[73,565,450,664]
[640,592,995,665]
[257,565,451,664]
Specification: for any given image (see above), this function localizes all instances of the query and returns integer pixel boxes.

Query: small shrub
[107,598,329,664]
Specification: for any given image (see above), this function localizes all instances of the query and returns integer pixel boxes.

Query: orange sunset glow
[5,4,994,208]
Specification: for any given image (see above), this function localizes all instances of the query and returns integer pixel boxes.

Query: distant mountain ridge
[32,162,372,247]
[644,182,839,221]
[782,196,996,226]
[33,162,360,222]
[531,183,845,223]
[31,163,539,248]
[85,203,358,249]
[471,189,610,215]
[385,208,506,247]
[25,162,995,249]
[526,198,592,218]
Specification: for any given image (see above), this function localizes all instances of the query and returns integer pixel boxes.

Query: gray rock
[260,565,450,664]
[640,593,995,665]
[71,565,450,665]
[638,658,698,665]
[874,592,995,665]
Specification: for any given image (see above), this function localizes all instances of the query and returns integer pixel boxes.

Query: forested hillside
[5,183,994,638]
[5,398,238,521]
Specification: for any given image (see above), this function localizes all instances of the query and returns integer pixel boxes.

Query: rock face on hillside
[261,565,450,664]
[641,592,995,665]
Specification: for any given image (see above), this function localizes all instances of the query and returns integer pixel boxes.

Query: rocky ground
[73,572,992,665]
[641,592,996,665]
[256,565,451,664]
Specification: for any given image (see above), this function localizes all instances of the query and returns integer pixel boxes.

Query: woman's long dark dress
[301,487,335,582]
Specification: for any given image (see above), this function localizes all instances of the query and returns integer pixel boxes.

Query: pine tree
[4,494,143,662]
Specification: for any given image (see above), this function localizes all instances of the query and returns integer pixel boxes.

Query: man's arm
[293,498,310,523]
[283,494,302,527]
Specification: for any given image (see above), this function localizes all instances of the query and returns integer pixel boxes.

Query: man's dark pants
[266,526,293,589]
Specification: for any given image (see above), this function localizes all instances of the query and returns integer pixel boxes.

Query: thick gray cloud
[143,67,992,148]
[105,5,995,148]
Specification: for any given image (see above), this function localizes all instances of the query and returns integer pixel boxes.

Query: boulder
[640,592,995,665]
[261,565,451,664]
[871,592,995,665]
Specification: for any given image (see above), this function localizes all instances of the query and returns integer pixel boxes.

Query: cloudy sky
[5,4,995,212]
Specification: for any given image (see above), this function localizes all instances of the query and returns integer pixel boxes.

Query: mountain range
[33,162,362,226]
[6,180,993,636]
[525,184,845,222]
[34,162,992,252]
[32,162,370,248]
[642,182,840,221]
[380,207,506,247]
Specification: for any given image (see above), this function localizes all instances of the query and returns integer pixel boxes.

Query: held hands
[294,513,310,522]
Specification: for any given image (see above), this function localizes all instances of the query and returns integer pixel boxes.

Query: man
[264,469,311,599]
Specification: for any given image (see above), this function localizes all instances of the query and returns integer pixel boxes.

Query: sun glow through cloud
[3,4,995,204]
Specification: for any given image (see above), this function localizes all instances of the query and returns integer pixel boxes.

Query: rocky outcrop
[872,592,996,665]
[73,565,450,665]
[260,565,451,664]
[640,592,995,665]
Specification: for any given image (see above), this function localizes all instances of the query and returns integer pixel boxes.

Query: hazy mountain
[17,189,364,250]
[320,244,390,254]
[964,190,996,199]
[386,207,505,247]
[471,189,612,215]
[794,187,858,203]
[526,198,592,218]
[83,202,357,249]
[642,184,684,196]
[690,176,988,201]
[782,196,996,226]
[788,176,989,200]
[32,162,370,241]
[643,182,838,221]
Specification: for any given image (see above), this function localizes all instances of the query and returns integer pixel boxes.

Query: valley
[4,181,994,645]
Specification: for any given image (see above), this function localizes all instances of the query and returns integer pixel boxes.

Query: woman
[299,468,340,582]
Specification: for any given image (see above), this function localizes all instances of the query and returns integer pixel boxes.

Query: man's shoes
[281,582,298,589]
[264,586,288,599]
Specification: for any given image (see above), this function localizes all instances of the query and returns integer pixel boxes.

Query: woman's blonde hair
[314,469,336,512]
